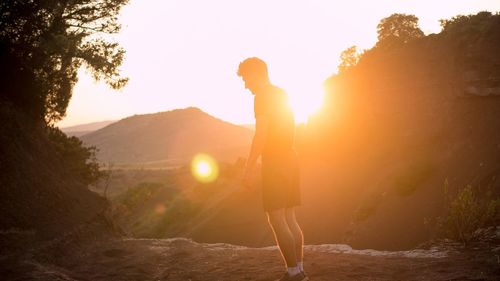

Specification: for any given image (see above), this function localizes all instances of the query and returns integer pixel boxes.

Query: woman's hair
[237,57,269,80]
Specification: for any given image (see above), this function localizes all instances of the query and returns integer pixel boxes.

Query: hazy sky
[57,0,500,127]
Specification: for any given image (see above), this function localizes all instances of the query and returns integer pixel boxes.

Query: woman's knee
[285,208,298,225]
[267,209,286,227]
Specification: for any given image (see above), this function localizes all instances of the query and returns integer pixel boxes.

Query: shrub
[118,182,162,210]
[46,126,104,186]
[153,194,202,237]
[438,179,500,245]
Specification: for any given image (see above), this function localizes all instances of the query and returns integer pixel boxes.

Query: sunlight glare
[288,87,324,124]
[196,161,211,177]
[191,153,219,183]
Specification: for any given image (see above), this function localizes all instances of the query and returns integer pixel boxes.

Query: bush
[153,194,202,237]
[117,182,162,210]
[46,126,104,186]
[438,179,500,245]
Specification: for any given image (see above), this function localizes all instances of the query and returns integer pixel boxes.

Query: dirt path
[10,238,496,281]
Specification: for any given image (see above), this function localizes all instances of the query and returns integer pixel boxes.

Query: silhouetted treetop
[440,11,494,33]
[439,11,500,47]
[338,46,361,74]
[376,13,424,49]
[0,0,129,124]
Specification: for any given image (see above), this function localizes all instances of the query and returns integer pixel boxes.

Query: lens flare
[191,153,219,183]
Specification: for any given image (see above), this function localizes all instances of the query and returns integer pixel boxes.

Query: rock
[463,86,500,97]
[464,86,480,96]
[487,87,500,96]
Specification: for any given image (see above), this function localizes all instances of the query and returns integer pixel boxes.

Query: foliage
[439,11,500,56]
[376,13,424,49]
[98,162,115,199]
[117,182,163,210]
[338,45,361,74]
[152,193,203,237]
[440,11,495,35]
[46,125,104,186]
[438,179,500,245]
[318,11,500,145]
[0,0,129,124]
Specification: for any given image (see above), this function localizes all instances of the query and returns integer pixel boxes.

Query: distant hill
[61,120,116,137]
[80,107,253,164]
[240,124,255,130]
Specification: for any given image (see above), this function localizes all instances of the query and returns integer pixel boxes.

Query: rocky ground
[2,227,500,281]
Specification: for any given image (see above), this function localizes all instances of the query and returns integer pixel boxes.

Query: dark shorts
[261,151,301,212]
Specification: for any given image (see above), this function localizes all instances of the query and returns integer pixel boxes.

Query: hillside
[301,11,500,249]
[60,120,116,137]
[0,101,112,246]
[80,107,253,164]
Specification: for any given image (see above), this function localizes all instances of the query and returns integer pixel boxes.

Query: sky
[57,0,500,128]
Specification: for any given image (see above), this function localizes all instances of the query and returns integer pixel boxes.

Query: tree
[46,125,104,186]
[0,0,129,124]
[376,13,424,49]
[338,45,360,74]
[439,11,495,42]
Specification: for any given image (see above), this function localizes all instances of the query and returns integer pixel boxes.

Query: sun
[288,89,324,124]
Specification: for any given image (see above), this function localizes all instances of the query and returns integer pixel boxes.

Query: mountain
[61,120,116,137]
[80,107,253,164]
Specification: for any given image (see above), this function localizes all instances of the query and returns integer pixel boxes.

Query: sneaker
[276,271,309,281]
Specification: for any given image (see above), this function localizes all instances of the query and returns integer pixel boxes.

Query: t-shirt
[254,85,295,158]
